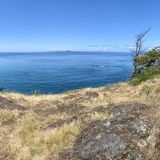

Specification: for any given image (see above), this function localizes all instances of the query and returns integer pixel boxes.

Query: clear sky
[0,0,159,52]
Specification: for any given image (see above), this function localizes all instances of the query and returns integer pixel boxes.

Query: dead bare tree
[132,28,151,77]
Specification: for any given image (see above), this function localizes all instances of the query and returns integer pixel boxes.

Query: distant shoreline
[0,51,132,54]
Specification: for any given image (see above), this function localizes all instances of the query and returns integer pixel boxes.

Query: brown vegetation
[0,77,160,160]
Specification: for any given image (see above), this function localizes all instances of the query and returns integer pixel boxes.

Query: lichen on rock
[73,104,160,160]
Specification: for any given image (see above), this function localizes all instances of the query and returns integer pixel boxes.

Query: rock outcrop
[73,104,160,160]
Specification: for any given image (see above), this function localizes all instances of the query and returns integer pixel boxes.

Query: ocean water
[0,52,132,94]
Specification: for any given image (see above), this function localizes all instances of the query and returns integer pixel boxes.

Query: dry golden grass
[1,77,160,160]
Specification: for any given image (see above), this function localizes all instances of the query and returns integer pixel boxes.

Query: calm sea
[0,52,132,94]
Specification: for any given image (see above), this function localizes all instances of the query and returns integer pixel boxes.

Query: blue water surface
[0,52,132,94]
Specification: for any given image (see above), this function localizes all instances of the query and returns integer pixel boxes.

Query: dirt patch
[0,96,25,111]
[46,115,78,129]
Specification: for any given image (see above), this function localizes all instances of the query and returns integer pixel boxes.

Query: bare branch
[132,28,151,77]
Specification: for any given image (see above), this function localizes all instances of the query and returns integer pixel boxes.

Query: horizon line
[0,50,132,53]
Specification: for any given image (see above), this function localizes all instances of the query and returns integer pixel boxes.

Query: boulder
[73,104,160,160]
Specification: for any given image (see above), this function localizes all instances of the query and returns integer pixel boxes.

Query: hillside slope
[0,78,160,160]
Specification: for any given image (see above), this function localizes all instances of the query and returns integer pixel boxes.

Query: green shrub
[131,48,160,85]
[130,67,160,85]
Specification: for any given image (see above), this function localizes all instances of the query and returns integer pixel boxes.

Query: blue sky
[0,0,159,52]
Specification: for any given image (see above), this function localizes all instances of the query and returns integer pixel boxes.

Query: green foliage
[130,67,160,85]
[141,84,151,94]
[29,147,41,157]
[136,49,160,66]
[131,47,160,85]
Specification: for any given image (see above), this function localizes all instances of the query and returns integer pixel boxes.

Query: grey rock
[73,104,160,160]
[78,134,136,160]
[85,91,99,98]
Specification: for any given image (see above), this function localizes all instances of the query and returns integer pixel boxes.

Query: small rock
[85,92,99,98]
